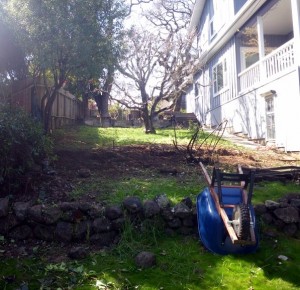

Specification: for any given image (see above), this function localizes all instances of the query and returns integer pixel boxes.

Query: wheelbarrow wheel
[232,204,250,240]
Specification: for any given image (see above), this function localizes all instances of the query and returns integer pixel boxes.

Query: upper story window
[212,59,227,95]
[209,0,227,40]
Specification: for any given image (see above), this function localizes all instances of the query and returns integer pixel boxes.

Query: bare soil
[9,143,300,204]
[2,143,300,262]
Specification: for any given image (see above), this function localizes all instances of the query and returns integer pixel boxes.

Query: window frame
[212,58,227,96]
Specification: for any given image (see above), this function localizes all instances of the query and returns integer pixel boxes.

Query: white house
[187,0,300,151]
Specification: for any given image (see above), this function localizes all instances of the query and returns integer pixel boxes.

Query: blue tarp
[196,187,259,255]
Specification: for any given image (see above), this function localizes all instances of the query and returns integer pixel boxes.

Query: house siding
[189,0,300,151]
[188,37,239,129]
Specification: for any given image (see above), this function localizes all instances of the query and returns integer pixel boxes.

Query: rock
[43,206,62,224]
[0,214,19,234]
[28,205,44,224]
[161,208,174,221]
[33,224,55,241]
[78,202,92,212]
[68,246,89,260]
[14,202,30,221]
[283,193,300,202]
[111,217,126,231]
[263,230,278,239]
[78,168,91,178]
[105,205,123,220]
[93,217,112,233]
[143,200,160,218]
[283,223,298,237]
[73,220,91,241]
[55,222,73,242]
[265,200,280,210]
[261,213,273,224]
[254,204,267,215]
[273,207,299,223]
[135,251,156,269]
[278,255,289,261]
[60,202,80,211]
[123,196,143,214]
[87,204,105,219]
[0,197,10,217]
[274,219,285,229]
[167,217,182,229]
[290,199,300,207]
[89,231,118,246]
[8,225,32,240]
[181,197,193,209]
[182,216,195,227]
[155,194,171,209]
[172,203,191,219]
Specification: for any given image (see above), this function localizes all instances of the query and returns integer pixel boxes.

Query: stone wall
[254,193,300,237]
[0,194,198,245]
[1,192,299,247]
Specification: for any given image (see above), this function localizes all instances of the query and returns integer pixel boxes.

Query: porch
[238,39,295,93]
[237,0,300,93]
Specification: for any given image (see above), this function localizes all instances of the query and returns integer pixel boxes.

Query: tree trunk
[43,89,58,133]
[173,93,183,112]
[100,72,113,127]
[142,106,156,134]
[83,93,89,119]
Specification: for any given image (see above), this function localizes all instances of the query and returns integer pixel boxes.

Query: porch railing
[238,39,295,92]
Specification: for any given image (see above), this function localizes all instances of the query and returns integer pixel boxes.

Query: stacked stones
[0,194,198,245]
[254,193,300,237]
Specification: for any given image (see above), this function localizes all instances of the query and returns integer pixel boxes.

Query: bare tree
[144,0,195,33]
[112,0,201,133]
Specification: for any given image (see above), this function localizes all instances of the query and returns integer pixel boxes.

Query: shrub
[0,106,53,194]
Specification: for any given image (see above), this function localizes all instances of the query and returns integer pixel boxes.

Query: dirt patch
[5,144,300,204]
[1,144,300,261]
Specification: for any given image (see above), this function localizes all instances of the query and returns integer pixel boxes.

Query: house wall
[257,69,300,150]
[234,0,248,14]
[187,37,239,128]
[188,0,300,151]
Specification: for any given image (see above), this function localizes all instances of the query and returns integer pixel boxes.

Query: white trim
[190,0,267,64]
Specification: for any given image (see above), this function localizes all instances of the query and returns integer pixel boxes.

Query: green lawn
[1,125,300,290]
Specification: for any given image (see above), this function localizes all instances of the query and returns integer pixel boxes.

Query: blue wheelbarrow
[196,162,259,255]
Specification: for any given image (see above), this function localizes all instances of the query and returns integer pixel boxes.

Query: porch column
[257,16,265,80]
[291,0,300,66]
[257,16,265,58]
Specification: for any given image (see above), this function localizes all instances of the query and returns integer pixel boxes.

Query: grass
[1,125,300,290]
[70,170,201,205]
[53,125,232,150]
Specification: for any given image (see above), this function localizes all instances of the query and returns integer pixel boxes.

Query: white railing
[239,62,260,92]
[263,39,294,78]
[238,39,295,92]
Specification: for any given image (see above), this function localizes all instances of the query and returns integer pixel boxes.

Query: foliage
[1,0,128,131]
[1,125,300,289]
[0,106,53,193]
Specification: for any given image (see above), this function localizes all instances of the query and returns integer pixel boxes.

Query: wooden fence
[2,79,84,130]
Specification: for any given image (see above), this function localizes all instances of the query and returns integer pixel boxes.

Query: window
[265,96,275,140]
[212,59,227,95]
[209,16,216,39]
[194,83,199,96]
[209,0,227,40]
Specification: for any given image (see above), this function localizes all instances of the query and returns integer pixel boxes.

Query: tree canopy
[113,0,200,133]
[1,0,127,131]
